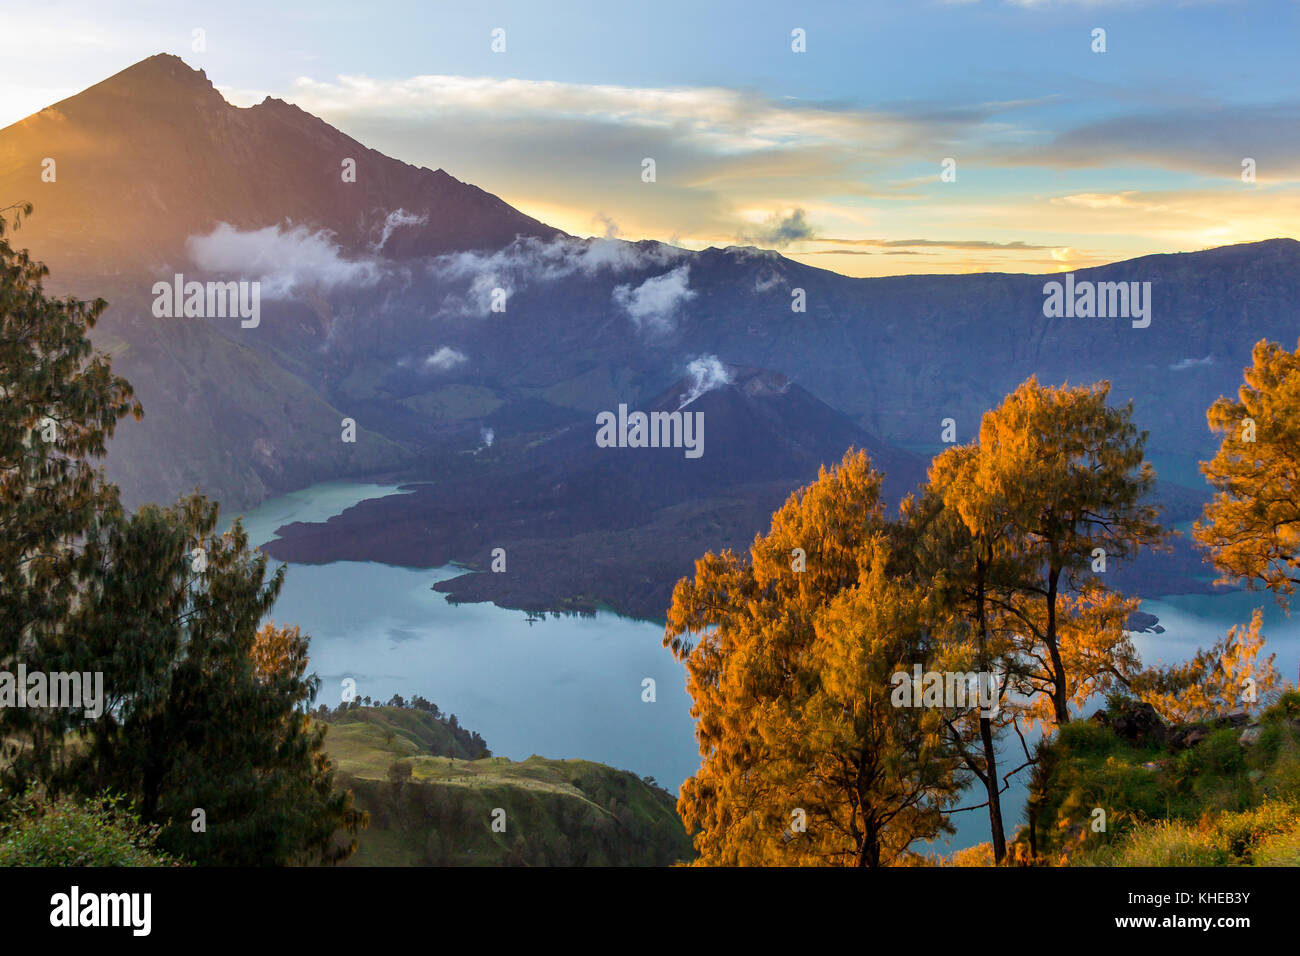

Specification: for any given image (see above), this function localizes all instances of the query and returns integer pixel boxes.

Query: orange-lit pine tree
[1197,338,1300,604]
[970,378,1166,727]
[664,450,965,865]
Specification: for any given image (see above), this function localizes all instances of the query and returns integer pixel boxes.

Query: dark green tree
[0,205,363,864]
[0,200,140,781]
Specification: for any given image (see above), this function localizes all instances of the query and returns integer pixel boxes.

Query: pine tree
[971,377,1165,726]
[1197,338,1300,603]
[665,450,964,865]
[0,201,140,781]
[0,204,364,865]
[916,447,1032,863]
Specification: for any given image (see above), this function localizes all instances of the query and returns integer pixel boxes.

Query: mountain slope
[0,54,561,511]
[2,55,1295,614]
[322,705,693,866]
[0,53,560,268]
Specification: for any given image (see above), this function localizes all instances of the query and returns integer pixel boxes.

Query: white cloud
[433,235,683,282]
[678,355,733,408]
[429,235,687,316]
[1052,192,1167,211]
[187,222,384,297]
[739,208,817,248]
[613,264,696,336]
[376,208,428,250]
[280,73,914,155]
[593,213,621,239]
[424,346,468,371]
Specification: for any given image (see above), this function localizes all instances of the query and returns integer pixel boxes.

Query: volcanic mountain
[0,54,558,508]
[0,53,559,271]
[1,54,1293,614]
[263,364,926,618]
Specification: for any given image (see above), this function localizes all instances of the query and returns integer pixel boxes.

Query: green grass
[1026,696,1300,867]
[324,706,483,771]
[321,706,694,866]
[1255,824,1300,865]
[1084,801,1300,867]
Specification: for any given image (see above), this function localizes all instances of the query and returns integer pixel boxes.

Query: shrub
[1263,733,1300,801]
[1206,802,1297,863]
[1056,720,1122,757]
[1103,820,1222,867]
[1264,689,1300,722]
[1253,825,1300,866]
[945,842,996,867]
[1098,799,1300,867]
[0,788,181,867]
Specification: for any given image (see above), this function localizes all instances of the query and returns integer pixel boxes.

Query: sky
[1,0,1297,276]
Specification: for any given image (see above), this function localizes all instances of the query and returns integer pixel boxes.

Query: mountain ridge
[2,55,1294,617]
[0,53,562,268]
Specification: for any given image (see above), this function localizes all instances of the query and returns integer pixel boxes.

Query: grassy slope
[322,706,695,866]
[1026,699,1300,866]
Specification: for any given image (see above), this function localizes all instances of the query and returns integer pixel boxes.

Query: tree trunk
[980,715,1006,862]
[857,829,881,867]
[1045,564,1070,725]
[976,553,1006,862]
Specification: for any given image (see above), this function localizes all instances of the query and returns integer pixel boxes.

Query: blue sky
[3,0,1297,275]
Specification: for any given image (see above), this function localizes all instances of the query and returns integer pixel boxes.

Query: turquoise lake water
[231,481,1299,852]
[230,482,698,792]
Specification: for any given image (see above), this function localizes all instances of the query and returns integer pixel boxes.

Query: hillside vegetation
[321,705,694,866]
[1021,691,1300,866]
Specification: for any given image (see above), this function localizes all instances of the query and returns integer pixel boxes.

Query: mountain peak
[255,95,303,112]
[74,53,223,109]
[0,54,562,264]
[119,52,209,81]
